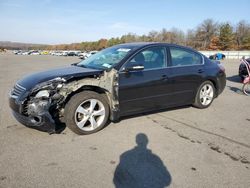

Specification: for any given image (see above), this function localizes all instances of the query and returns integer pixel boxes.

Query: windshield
[77,46,132,70]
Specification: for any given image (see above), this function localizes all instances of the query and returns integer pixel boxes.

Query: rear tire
[193,81,215,109]
[64,91,110,135]
[242,82,250,96]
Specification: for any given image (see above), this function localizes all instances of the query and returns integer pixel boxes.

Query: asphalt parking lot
[0,54,250,188]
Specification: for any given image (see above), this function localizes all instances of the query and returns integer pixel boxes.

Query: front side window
[170,47,202,67]
[127,47,166,70]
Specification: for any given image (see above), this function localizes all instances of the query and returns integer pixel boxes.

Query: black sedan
[9,43,226,135]
[239,58,250,81]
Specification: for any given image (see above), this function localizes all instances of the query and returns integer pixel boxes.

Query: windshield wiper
[72,63,88,68]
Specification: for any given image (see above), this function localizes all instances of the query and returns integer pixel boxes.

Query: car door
[168,46,205,105]
[118,46,173,115]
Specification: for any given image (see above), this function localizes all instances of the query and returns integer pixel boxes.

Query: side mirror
[124,64,144,72]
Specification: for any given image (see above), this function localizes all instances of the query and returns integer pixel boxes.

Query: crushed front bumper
[9,95,57,134]
[11,110,57,133]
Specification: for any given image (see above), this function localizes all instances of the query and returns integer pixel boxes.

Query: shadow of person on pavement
[113,133,171,188]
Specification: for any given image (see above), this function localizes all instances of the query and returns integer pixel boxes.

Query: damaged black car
[9,43,226,135]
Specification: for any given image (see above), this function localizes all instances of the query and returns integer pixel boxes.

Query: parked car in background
[62,51,68,56]
[50,51,56,55]
[21,51,30,55]
[239,58,250,81]
[13,50,22,55]
[41,51,49,55]
[9,43,226,135]
[74,51,81,56]
[78,51,98,59]
[209,53,226,60]
[55,51,64,56]
[67,51,77,56]
[78,52,88,59]
[30,50,40,55]
[85,50,98,58]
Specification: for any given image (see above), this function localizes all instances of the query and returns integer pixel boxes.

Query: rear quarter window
[170,47,202,67]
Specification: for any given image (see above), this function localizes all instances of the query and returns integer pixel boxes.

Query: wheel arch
[195,78,218,100]
[207,78,218,97]
[63,88,111,135]
[63,85,111,108]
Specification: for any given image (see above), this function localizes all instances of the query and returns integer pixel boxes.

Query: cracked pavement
[0,54,249,188]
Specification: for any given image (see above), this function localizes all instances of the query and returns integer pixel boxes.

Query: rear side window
[169,47,202,67]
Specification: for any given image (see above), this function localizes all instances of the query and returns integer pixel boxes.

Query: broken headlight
[35,90,50,98]
[31,77,66,96]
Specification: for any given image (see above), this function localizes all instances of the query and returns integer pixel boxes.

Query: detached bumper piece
[9,96,61,134]
[12,110,58,134]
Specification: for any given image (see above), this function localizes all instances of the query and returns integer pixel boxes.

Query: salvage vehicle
[9,43,226,135]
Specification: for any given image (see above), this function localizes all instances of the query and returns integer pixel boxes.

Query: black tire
[242,82,250,96]
[193,81,215,109]
[64,91,110,135]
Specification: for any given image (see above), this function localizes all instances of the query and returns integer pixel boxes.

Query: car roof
[115,42,195,51]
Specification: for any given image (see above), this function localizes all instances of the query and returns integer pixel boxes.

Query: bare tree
[148,30,159,42]
[235,20,250,49]
[186,29,196,48]
[195,19,218,49]
[170,28,185,45]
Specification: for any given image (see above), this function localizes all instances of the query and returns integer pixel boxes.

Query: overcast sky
[0,0,249,44]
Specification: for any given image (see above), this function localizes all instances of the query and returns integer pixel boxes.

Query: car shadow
[227,75,242,83]
[118,105,191,122]
[24,105,191,134]
[113,133,172,188]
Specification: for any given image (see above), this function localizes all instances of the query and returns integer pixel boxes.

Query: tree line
[12,19,250,51]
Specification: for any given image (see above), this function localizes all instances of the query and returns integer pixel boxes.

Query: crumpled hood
[17,65,103,90]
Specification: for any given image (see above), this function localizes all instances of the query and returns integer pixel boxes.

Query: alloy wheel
[199,84,214,106]
[74,99,105,131]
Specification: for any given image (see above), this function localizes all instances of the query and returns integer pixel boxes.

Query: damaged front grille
[11,83,26,97]
[22,101,29,116]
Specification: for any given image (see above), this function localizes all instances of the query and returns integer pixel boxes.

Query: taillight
[218,64,225,72]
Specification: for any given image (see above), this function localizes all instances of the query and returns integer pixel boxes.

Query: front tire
[193,81,215,109]
[64,91,110,135]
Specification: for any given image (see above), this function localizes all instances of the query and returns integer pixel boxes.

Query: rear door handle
[198,69,204,73]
